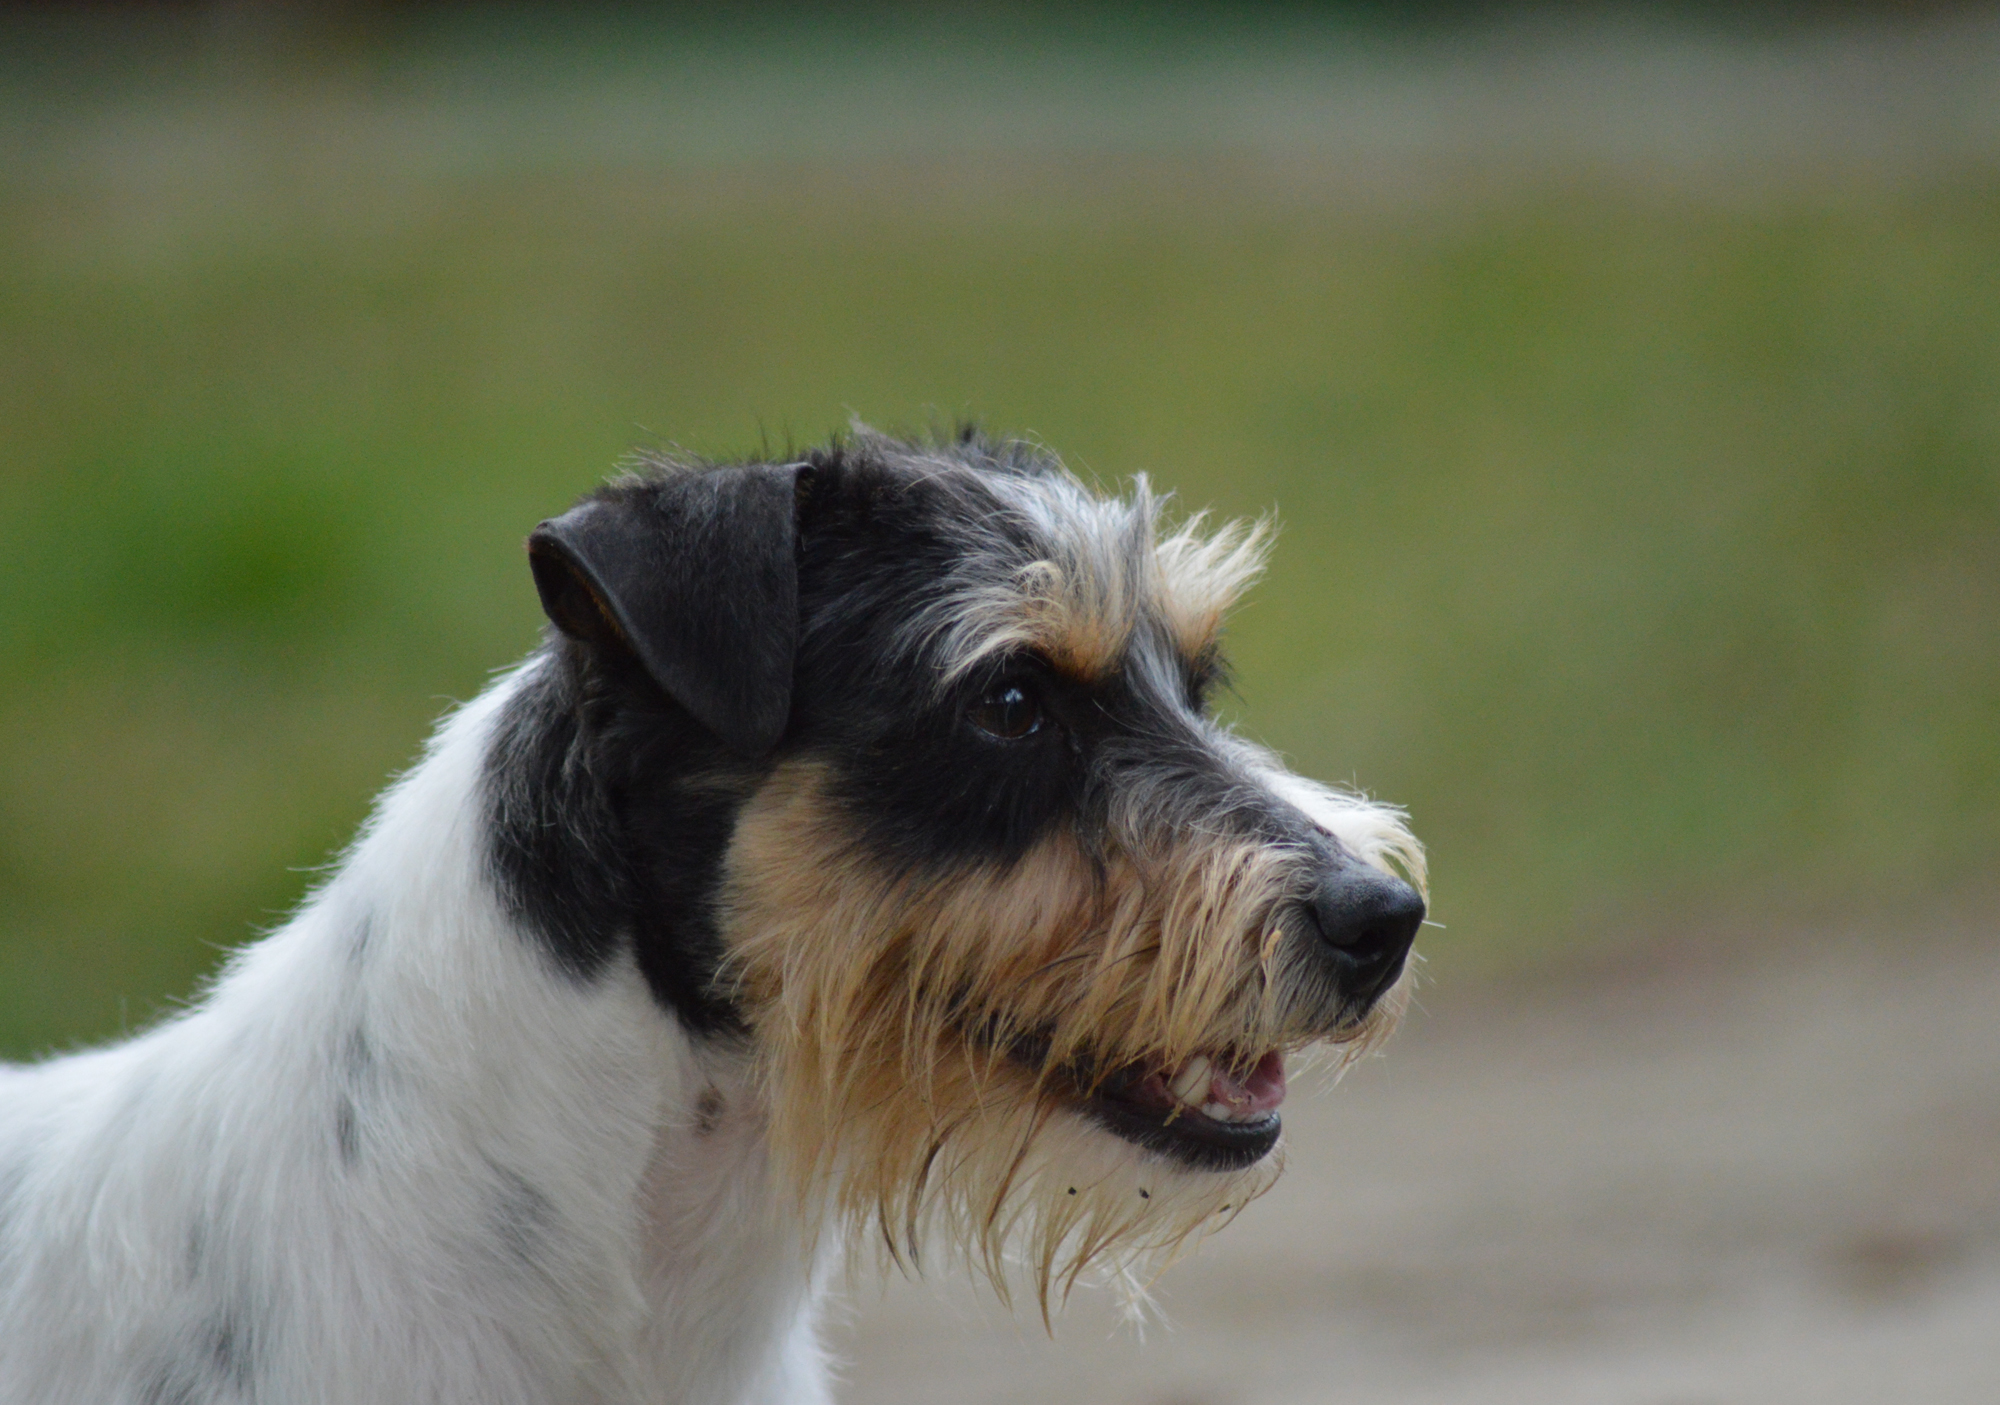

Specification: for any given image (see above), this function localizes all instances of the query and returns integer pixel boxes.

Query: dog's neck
[323,665,830,1397]
[4,666,830,1402]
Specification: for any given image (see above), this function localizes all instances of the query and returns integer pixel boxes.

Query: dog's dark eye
[968,682,1045,740]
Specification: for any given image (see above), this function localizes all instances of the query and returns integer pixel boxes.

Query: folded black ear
[527,464,802,757]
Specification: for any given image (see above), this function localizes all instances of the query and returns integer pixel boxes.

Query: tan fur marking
[715,759,1410,1311]
[944,561,1132,683]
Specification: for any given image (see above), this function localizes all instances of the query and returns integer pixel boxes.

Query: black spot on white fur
[0,1154,24,1262]
[340,1025,372,1082]
[138,1309,258,1405]
[333,1025,373,1169]
[694,1086,725,1136]
[139,1366,202,1405]
[182,1219,206,1282]
[209,1309,255,1393]
[489,1163,557,1267]
[334,1098,359,1168]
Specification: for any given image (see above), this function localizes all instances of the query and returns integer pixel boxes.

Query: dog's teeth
[1167,1056,1213,1106]
[1201,1100,1239,1122]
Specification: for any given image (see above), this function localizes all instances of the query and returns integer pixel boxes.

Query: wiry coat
[0,676,829,1405]
[0,431,1423,1403]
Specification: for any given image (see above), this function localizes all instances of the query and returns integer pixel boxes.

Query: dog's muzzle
[1076,863,1421,1173]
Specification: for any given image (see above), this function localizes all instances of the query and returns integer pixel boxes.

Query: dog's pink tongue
[1210,1051,1287,1114]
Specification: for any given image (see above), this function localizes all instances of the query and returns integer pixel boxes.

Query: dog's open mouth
[1074,1050,1286,1171]
[991,1027,1287,1171]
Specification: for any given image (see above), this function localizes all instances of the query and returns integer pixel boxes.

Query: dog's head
[519,429,1424,1300]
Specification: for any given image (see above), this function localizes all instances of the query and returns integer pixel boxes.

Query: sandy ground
[830,928,2000,1404]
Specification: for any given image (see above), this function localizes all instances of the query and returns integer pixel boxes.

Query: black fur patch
[483,650,758,1035]
[790,452,1089,870]
[529,464,801,757]
[483,441,1048,1029]
[788,446,1302,875]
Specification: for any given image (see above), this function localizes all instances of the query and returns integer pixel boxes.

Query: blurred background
[2,2,1996,1401]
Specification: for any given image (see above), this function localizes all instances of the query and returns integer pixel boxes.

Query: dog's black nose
[1309,864,1424,1002]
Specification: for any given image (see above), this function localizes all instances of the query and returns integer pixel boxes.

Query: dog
[0,428,1425,1404]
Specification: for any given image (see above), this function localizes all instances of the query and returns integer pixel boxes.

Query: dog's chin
[1069,1051,1287,1173]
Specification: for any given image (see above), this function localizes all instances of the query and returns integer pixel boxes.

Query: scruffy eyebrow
[907,467,1271,694]
[1151,512,1272,660]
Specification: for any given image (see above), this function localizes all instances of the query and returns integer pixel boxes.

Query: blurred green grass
[3,15,1997,1060]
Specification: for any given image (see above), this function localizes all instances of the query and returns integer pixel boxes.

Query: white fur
[0,665,834,1405]
[1253,762,1429,895]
